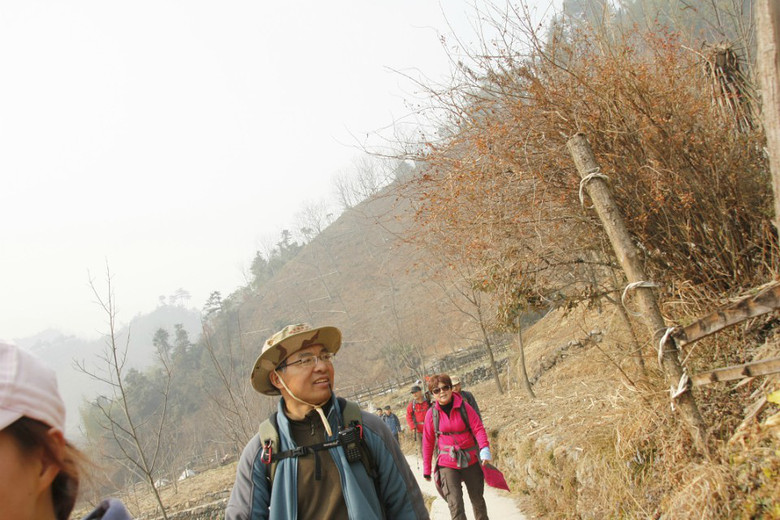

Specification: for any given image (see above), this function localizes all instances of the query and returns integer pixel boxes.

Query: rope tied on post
[621,281,660,316]
[658,326,677,368]
[578,168,609,206]
[670,370,690,411]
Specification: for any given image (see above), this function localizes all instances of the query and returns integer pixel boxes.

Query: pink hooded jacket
[422,393,489,475]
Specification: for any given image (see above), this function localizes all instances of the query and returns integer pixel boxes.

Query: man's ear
[269,370,284,391]
[37,428,65,492]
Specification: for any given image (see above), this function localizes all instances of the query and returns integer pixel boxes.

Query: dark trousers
[439,463,489,520]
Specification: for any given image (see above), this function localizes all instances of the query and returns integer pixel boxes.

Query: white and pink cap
[0,342,66,432]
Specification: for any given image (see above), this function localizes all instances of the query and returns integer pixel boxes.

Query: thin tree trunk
[476,304,504,394]
[516,330,536,398]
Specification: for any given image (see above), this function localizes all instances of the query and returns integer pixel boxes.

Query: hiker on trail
[381,405,402,443]
[226,324,429,520]
[0,342,131,520]
[452,376,481,419]
[422,373,492,520]
[416,378,433,402]
[406,384,430,442]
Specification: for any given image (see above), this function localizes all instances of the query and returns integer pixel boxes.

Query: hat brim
[0,409,23,431]
[250,326,341,396]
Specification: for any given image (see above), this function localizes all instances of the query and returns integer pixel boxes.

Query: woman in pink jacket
[422,373,491,520]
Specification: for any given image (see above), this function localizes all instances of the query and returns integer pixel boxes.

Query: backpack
[408,399,430,429]
[258,397,379,487]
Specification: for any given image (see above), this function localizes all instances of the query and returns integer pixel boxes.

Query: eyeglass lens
[432,385,451,395]
[300,353,332,364]
[280,352,334,370]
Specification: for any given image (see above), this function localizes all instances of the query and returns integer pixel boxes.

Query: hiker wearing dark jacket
[422,373,492,520]
[382,405,402,443]
[226,324,429,520]
[452,376,481,418]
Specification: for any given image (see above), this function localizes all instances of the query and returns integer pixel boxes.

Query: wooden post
[756,0,780,231]
[692,356,780,386]
[567,133,709,454]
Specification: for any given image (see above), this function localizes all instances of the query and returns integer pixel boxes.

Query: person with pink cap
[0,342,131,520]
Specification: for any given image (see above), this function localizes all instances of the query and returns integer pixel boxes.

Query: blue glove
[479,447,492,461]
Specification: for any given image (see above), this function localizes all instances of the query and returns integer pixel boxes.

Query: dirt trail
[405,454,527,520]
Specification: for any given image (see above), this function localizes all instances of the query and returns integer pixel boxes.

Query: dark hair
[5,417,82,520]
[427,373,452,392]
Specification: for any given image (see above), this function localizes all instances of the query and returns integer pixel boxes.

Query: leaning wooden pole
[566,133,709,454]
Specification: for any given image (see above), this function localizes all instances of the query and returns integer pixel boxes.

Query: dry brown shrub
[725,419,780,519]
[409,14,777,317]
[661,462,734,519]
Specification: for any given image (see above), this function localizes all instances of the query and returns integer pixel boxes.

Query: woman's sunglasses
[432,385,451,395]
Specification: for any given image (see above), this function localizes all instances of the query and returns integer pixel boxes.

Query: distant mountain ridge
[15,304,202,437]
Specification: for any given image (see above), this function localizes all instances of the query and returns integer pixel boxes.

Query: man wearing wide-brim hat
[452,375,481,419]
[226,323,429,520]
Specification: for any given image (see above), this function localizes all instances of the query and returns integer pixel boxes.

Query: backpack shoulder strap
[340,398,362,427]
[432,406,441,458]
[434,404,472,437]
[258,412,280,483]
[338,398,384,512]
[459,404,471,435]
[259,399,381,497]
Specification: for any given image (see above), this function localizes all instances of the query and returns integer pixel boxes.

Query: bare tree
[76,266,171,519]
[294,198,338,242]
[513,328,535,398]
[429,258,505,394]
[200,316,258,452]
[332,155,399,210]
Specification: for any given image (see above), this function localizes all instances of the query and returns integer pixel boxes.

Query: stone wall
[148,498,227,520]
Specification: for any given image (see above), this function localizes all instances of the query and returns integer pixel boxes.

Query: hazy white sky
[0,1,552,340]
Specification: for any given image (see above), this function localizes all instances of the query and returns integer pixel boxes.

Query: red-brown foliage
[410,21,776,316]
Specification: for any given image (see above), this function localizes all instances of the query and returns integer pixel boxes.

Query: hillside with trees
[76,1,780,518]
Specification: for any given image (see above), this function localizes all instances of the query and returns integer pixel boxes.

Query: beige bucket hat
[250,323,342,395]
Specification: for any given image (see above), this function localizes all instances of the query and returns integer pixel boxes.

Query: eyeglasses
[432,385,451,395]
[277,351,335,370]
